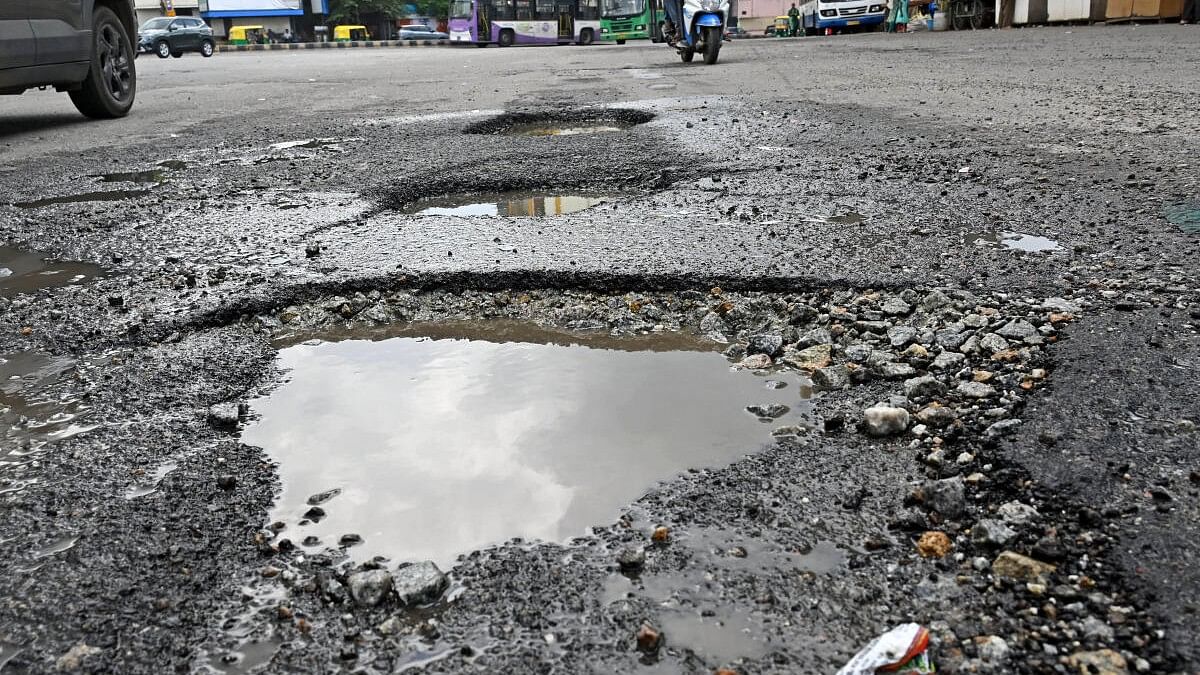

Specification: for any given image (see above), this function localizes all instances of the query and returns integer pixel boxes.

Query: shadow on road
[0,114,89,141]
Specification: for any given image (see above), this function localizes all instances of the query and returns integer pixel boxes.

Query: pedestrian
[283,27,294,42]
[788,3,800,36]
[1182,0,1198,24]
[886,0,910,31]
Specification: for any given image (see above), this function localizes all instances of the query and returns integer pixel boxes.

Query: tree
[328,0,410,23]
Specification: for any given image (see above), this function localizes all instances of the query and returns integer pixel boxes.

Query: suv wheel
[200,40,215,57]
[156,40,171,58]
[69,6,136,119]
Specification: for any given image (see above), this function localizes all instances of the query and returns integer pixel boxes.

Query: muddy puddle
[0,351,95,497]
[969,231,1061,252]
[244,322,812,567]
[1164,202,1199,234]
[400,192,609,217]
[0,245,105,297]
[93,159,188,184]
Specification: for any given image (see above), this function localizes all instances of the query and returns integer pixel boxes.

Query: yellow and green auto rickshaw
[229,25,265,45]
[773,16,791,36]
[333,25,370,41]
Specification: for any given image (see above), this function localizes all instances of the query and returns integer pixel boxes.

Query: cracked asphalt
[1,25,1198,674]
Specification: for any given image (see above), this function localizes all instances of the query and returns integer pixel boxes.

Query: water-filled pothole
[1164,201,1200,234]
[463,108,655,137]
[0,245,105,297]
[243,321,812,567]
[13,189,150,209]
[399,192,609,217]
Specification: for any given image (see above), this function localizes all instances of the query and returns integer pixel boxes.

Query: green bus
[599,0,662,43]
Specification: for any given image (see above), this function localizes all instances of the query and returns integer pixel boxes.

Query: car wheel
[156,40,171,58]
[69,5,136,119]
[171,51,183,58]
[200,40,214,57]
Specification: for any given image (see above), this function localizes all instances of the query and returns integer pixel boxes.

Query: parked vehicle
[449,0,600,46]
[773,15,792,34]
[0,0,137,118]
[228,25,265,45]
[600,0,663,44]
[724,25,749,37]
[138,17,215,58]
[333,25,370,41]
[666,0,729,64]
[398,25,449,39]
[797,0,887,34]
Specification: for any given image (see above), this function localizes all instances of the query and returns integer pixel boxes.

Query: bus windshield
[602,0,645,17]
[450,0,473,18]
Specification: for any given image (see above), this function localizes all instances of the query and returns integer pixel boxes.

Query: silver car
[398,25,448,40]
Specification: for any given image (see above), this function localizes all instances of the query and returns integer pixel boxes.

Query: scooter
[668,0,729,64]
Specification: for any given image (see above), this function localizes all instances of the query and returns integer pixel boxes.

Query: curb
[217,40,453,52]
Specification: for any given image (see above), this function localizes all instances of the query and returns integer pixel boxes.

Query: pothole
[93,160,188,184]
[463,108,655,137]
[243,320,813,567]
[12,189,150,209]
[968,231,1062,252]
[1164,201,1199,234]
[398,191,611,217]
[0,245,106,297]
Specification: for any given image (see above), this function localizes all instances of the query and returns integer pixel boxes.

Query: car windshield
[141,18,172,30]
[450,0,473,17]
[602,0,645,16]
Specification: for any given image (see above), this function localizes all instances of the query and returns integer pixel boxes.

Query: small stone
[916,531,952,558]
[1040,297,1081,313]
[935,327,967,349]
[617,546,646,572]
[916,404,957,427]
[956,381,996,399]
[930,351,966,371]
[795,327,832,348]
[979,333,1010,354]
[699,312,729,342]
[307,488,342,506]
[878,362,917,379]
[975,635,1010,663]
[207,403,241,428]
[971,519,1017,547]
[393,561,448,606]
[996,319,1038,340]
[738,353,773,370]
[746,334,783,357]
[1080,616,1115,641]
[56,644,101,671]
[881,297,912,315]
[997,501,1039,525]
[339,533,364,547]
[782,344,831,371]
[862,405,910,436]
[305,243,321,258]
[811,365,850,391]
[985,419,1022,438]
[1065,649,1127,675]
[904,375,945,400]
[902,343,928,359]
[347,569,394,607]
[216,475,237,490]
[887,325,917,348]
[377,616,403,636]
[651,527,669,544]
[636,623,662,653]
[746,404,789,419]
[924,476,966,517]
[992,551,1056,581]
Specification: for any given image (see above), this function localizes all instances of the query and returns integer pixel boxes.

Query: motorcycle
[668,0,729,64]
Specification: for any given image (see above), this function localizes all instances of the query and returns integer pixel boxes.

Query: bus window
[601,0,642,16]
[578,0,600,19]
[450,0,473,17]
[492,0,514,19]
[515,0,532,18]
[535,0,556,18]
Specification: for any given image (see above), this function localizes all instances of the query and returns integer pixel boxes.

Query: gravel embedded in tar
[242,324,811,566]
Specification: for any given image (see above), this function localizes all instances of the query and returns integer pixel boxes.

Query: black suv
[0,1,137,118]
[137,16,215,59]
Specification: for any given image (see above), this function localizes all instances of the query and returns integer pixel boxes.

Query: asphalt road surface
[1,26,1198,675]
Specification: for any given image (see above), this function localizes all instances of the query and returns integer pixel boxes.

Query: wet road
[1,25,1199,675]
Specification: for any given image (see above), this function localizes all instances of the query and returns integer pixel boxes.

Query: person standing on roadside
[1183,0,1199,24]
[788,3,800,36]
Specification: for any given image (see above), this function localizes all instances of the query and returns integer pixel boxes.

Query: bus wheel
[498,29,515,46]
[578,28,594,45]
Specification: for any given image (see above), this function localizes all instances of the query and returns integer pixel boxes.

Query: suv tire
[156,40,171,58]
[69,6,137,119]
[200,39,215,57]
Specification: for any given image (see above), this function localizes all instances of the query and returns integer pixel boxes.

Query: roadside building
[135,0,202,25]
[735,0,793,31]
[197,0,330,40]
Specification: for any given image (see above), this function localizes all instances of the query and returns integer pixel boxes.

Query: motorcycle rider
[662,0,686,45]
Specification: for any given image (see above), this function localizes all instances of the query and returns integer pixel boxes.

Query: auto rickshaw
[773,16,792,36]
[333,25,370,41]
[229,25,265,45]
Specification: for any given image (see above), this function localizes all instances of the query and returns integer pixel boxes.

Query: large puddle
[1165,202,1200,234]
[400,192,609,217]
[244,322,811,567]
[0,245,105,297]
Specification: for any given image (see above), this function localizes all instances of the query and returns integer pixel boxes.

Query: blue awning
[201,8,303,15]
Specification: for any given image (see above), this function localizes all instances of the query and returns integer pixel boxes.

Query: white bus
[797,0,887,34]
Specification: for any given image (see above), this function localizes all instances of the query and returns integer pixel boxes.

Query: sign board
[199,0,303,11]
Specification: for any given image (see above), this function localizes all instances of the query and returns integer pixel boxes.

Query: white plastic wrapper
[836,623,935,675]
